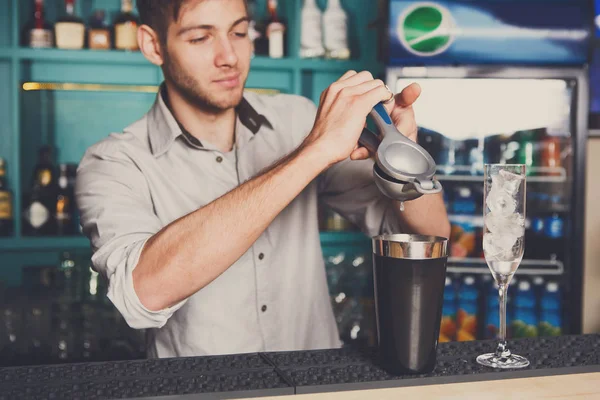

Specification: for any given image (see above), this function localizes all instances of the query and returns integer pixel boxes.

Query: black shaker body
[372,234,448,375]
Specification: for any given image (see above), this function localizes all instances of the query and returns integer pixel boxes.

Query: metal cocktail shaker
[372,234,448,375]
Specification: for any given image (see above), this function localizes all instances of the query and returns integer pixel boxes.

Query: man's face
[162,0,251,112]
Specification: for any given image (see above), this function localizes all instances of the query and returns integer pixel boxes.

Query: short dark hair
[136,0,248,45]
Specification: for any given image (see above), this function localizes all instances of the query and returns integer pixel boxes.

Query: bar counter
[1,335,598,400]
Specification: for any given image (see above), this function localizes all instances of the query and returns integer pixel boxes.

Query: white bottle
[266,0,285,59]
[322,0,351,60]
[300,0,325,58]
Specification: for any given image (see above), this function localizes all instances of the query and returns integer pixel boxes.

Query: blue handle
[373,103,393,125]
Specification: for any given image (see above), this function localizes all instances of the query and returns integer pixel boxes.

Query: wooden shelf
[0,236,90,251]
[17,47,148,64]
[4,48,381,73]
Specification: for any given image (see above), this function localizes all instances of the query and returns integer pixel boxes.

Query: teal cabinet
[0,0,383,284]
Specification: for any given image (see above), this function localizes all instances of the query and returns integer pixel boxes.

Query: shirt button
[258,253,265,260]
[216,156,223,163]
[261,305,267,312]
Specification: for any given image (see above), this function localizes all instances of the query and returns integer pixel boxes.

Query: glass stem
[495,283,510,358]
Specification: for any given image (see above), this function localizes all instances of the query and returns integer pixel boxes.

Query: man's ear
[138,24,164,66]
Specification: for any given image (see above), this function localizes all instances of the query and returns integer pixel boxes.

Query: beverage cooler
[368,0,589,343]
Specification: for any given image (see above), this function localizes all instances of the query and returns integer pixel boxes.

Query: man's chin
[211,91,244,110]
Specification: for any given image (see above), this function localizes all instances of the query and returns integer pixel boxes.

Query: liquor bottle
[88,10,111,50]
[23,146,56,236]
[246,0,262,56]
[114,0,140,51]
[55,164,74,235]
[55,0,85,50]
[24,0,54,48]
[0,158,14,237]
[322,0,351,60]
[300,0,325,58]
[265,0,286,58]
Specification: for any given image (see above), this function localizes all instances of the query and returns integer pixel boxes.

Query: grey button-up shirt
[75,87,402,358]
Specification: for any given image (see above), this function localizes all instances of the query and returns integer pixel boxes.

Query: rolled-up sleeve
[75,141,186,329]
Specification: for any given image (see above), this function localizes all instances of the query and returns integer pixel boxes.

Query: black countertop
[1,334,599,400]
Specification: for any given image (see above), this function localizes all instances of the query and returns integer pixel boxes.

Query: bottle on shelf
[25,0,54,49]
[456,276,478,341]
[322,0,351,60]
[0,158,14,237]
[88,10,111,50]
[538,282,562,337]
[511,280,539,338]
[246,0,262,56]
[439,277,457,342]
[55,164,74,236]
[22,145,57,236]
[55,0,85,50]
[265,0,286,59]
[114,0,140,51]
[300,0,325,58]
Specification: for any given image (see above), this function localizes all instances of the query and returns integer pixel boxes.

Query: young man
[75,0,450,358]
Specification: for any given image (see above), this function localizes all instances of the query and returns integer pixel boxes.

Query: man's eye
[190,37,208,44]
[234,32,248,38]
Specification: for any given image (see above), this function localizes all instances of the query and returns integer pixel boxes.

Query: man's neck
[165,84,237,153]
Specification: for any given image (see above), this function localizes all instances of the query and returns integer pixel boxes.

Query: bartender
[75,0,450,358]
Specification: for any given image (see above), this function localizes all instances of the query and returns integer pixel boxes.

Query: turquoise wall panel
[247,68,294,93]
[20,89,156,189]
[0,0,12,48]
[21,60,159,85]
[0,62,14,177]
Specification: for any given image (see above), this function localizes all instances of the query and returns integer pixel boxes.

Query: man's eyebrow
[177,16,250,36]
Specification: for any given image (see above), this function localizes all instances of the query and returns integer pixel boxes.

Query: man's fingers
[337,79,385,98]
[396,82,422,107]
[350,147,370,160]
[339,70,376,87]
[360,84,395,112]
[339,70,357,81]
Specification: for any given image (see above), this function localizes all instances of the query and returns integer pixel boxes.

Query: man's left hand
[383,82,421,143]
[350,82,422,160]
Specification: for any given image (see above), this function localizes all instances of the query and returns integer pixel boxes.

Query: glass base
[476,353,530,369]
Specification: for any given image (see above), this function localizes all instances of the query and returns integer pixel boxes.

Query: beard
[162,50,245,113]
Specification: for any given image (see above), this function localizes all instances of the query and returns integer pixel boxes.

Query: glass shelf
[448,257,564,276]
[436,166,568,183]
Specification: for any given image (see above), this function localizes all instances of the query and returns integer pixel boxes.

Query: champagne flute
[477,164,530,369]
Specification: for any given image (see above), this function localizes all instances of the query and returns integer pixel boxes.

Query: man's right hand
[302,70,392,168]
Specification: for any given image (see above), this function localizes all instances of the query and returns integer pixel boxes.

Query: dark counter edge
[289,364,600,396]
[2,335,599,400]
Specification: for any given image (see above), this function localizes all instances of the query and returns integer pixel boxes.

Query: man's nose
[215,36,238,67]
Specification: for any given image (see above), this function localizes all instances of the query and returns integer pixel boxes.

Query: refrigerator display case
[386,66,588,341]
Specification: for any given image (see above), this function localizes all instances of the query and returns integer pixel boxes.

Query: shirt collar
[148,84,273,156]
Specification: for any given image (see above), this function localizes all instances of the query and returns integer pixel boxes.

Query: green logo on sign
[397,2,456,56]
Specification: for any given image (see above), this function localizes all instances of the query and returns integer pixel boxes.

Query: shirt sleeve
[318,157,403,237]
[75,141,186,330]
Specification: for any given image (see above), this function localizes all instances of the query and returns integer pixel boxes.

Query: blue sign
[388,0,591,66]
[596,0,600,37]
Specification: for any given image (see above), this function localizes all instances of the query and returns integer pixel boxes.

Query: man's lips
[214,74,241,88]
